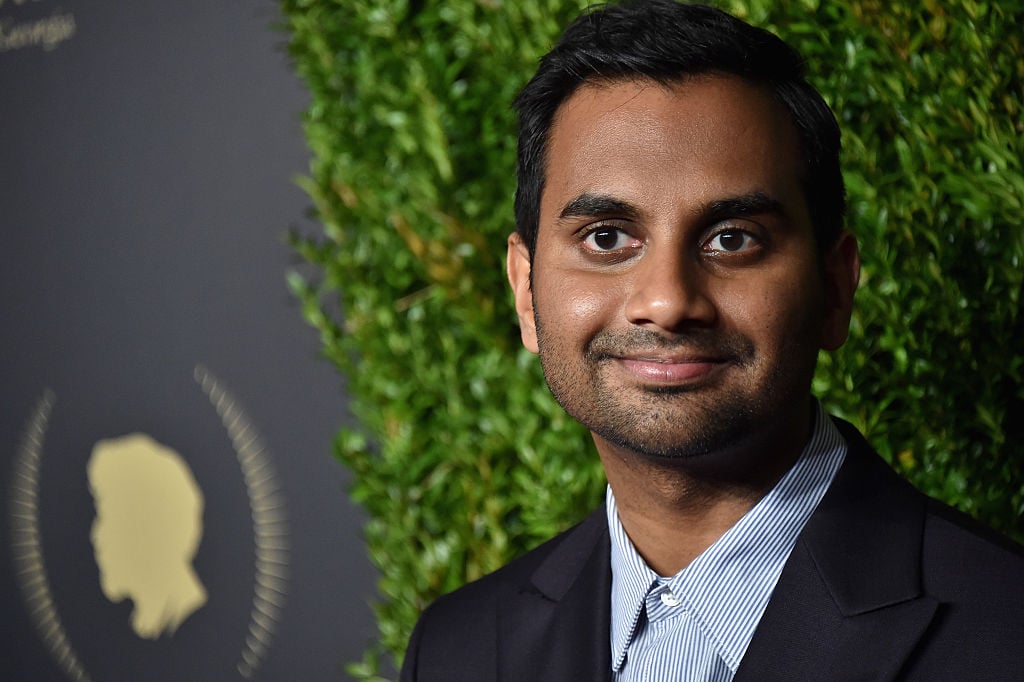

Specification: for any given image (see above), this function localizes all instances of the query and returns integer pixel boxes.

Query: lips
[617,356,726,383]
[585,328,752,386]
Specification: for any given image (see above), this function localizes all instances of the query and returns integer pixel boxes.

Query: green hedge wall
[281,0,1023,676]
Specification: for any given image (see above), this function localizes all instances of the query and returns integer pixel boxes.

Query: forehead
[541,76,805,221]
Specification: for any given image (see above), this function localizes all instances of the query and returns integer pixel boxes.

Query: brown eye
[719,232,746,251]
[707,230,757,253]
[582,227,641,252]
[593,229,619,250]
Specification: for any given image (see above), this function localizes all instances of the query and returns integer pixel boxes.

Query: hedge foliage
[281,0,1023,676]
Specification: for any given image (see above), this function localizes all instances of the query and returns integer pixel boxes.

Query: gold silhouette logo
[87,433,208,639]
[10,366,288,680]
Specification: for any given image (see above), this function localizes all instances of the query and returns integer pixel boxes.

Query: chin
[587,392,796,461]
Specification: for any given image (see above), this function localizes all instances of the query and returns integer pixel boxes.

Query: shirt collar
[608,402,848,672]
[608,489,659,671]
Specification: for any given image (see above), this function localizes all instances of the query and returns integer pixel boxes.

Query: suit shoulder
[922,498,1024,593]
[897,501,1024,676]
[400,508,606,681]
[408,507,605,632]
[419,506,606,622]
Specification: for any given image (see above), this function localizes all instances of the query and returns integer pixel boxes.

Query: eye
[705,229,759,254]
[582,226,642,252]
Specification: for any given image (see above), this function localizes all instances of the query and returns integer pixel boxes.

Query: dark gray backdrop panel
[0,1,377,679]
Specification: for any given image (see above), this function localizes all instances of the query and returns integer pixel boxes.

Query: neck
[597,405,813,576]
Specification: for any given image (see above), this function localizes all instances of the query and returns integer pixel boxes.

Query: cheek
[535,272,622,341]
[714,269,825,348]
[566,286,610,323]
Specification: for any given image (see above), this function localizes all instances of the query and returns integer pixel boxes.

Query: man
[401,2,1024,680]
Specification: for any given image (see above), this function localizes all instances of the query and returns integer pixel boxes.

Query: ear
[506,232,539,354]
[820,230,861,351]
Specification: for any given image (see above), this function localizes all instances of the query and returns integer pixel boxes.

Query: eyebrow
[557,190,788,225]
[558,193,640,222]
[702,191,787,223]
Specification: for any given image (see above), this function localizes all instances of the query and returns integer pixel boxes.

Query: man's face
[507,76,858,463]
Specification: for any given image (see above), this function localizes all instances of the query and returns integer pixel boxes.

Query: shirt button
[660,590,681,607]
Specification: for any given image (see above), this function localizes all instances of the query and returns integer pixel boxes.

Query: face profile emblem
[87,433,207,639]
[11,366,288,680]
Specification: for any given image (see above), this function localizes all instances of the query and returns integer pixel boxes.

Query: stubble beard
[536,323,816,462]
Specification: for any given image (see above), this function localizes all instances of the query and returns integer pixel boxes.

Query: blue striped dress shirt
[608,402,847,680]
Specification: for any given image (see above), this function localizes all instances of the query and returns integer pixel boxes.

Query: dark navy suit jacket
[401,420,1024,681]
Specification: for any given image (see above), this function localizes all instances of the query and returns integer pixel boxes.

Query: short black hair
[513,0,844,257]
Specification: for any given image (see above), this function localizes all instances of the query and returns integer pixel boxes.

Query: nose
[624,248,717,332]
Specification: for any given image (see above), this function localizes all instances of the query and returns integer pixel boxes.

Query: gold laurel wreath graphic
[194,365,289,679]
[10,390,91,682]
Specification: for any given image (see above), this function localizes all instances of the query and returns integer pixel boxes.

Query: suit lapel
[736,420,938,681]
[497,507,612,682]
